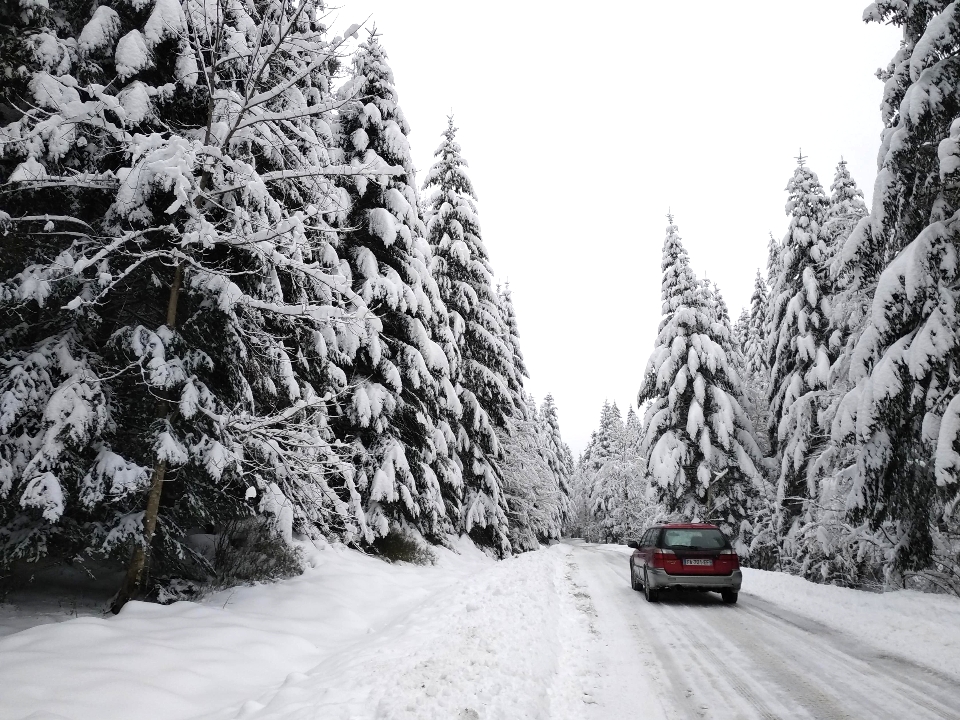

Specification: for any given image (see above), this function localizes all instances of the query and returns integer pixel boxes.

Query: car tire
[643,570,659,603]
[630,565,642,591]
[721,590,738,605]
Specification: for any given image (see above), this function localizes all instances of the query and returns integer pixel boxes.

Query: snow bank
[0,542,461,720]
[231,544,588,720]
[741,567,960,680]
[0,542,595,720]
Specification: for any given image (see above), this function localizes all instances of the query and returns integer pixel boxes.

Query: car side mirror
[627,541,639,549]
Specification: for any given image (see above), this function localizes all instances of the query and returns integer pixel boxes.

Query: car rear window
[661,528,729,550]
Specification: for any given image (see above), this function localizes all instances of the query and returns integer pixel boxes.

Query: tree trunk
[111,265,182,614]
[705,479,714,523]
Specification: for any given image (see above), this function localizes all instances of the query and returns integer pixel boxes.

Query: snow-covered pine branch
[830,0,960,580]
[0,0,375,599]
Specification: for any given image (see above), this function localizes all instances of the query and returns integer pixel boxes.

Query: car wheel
[630,564,642,591]
[721,590,738,605]
[643,570,659,603]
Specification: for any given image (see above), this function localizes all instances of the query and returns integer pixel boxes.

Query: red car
[627,523,742,604]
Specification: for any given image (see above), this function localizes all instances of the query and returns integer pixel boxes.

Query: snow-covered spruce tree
[764,161,839,563]
[561,406,607,542]
[494,285,567,549]
[762,232,784,368]
[730,269,778,567]
[733,308,750,354]
[0,0,381,602]
[708,277,778,557]
[588,401,627,541]
[539,393,574,496]
[561,400,655,543]
[705,279,742,388]
[625,405,642,457]
[638,218,762,547]
[591,401,625,470]
[822,158,870,414]
[705,279,755,429]
[825,160,869,267]
[828,1,960,589]
[498,283,527,410]
[821,160,871,375]
[331,32,461,548]
[707,281,733,338]
[605,404,656,543]
[794,159,875,584]
[498,393,568,550]
[492,280,540,541]
[562,439,596,539]
[732,271,771,462]
[0,0,113,573]
[745,271,769,378]
[422,115,517,552]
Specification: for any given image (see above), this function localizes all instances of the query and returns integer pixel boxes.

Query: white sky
[333,1,901,457]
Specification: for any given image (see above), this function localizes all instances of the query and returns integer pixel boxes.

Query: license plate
[683,558,713,566]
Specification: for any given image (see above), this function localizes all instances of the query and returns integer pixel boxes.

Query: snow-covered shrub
[372,530,437,566]
[213,518,304,586]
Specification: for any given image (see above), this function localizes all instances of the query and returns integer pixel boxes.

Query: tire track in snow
[615,546,943,719]
[563,542,677,719]
[585,545,790,720]
[658,601,787,720]
[738,597,960,715]
[733,600,960,720]
[668,598,854,720]
[571,542,960,720]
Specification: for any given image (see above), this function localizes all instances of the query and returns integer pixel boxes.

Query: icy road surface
[2,539,960,720]
[569,541,960,720]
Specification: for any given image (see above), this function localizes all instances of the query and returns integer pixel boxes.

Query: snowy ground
[572,543,960,720]
[2,540,959,720]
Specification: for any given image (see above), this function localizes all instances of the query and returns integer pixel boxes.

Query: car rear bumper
[646,567,742,592]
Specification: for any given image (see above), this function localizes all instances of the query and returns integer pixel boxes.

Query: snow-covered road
[3,540,960,720]
[567,541,960,720]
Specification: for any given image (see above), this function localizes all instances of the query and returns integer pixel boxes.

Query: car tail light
[719,549,740,568]
[651,548,675,569]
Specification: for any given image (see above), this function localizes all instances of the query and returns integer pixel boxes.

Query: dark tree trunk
[111,265,182,614]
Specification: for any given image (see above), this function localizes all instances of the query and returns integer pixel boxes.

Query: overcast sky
[333,1,901,457]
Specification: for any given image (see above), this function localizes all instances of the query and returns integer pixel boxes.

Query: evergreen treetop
[423,114,515,551]
[333,31,461,543]
[638,218,762,531]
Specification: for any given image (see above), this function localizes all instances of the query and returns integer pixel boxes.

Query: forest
[0,0,571,609]
[2,0,960,608]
